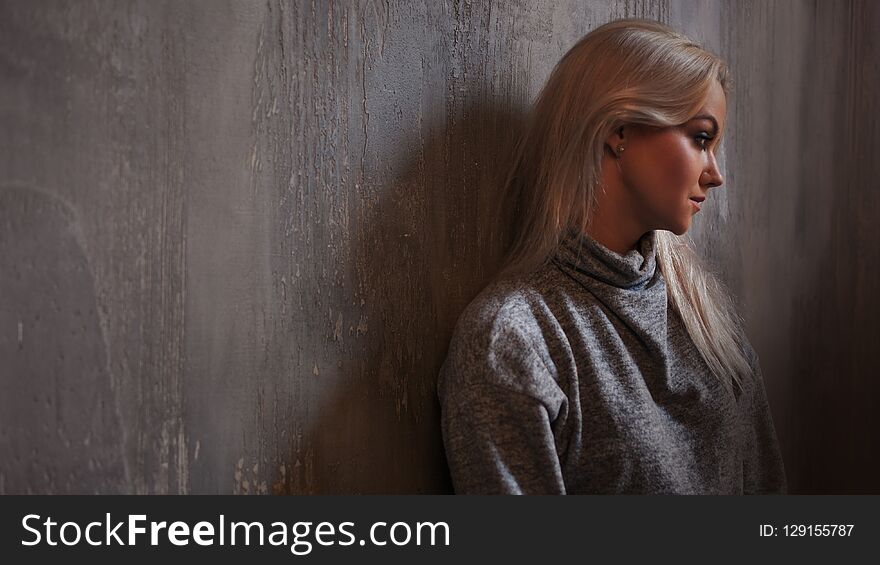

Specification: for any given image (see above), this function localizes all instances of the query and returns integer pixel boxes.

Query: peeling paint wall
[1,1,877,494]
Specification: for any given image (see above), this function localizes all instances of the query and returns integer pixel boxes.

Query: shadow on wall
[286,96,528,493]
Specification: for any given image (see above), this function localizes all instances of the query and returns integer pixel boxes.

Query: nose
[703,170,723,188]
[702,153,724,188]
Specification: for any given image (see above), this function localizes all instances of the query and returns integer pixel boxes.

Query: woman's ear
[605,125,625,157]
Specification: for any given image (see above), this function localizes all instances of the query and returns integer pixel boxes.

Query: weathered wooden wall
[1,0,877,494]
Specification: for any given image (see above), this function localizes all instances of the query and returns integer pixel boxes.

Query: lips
[689,196,706,202]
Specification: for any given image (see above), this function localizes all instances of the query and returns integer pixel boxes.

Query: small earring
[616,144,625,154]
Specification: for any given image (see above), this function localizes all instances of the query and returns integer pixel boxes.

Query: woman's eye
[694,134,713,150]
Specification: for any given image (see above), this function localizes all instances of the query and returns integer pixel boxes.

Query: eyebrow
[690,114,719,135]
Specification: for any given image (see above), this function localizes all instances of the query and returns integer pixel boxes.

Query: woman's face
[616,79,727,235]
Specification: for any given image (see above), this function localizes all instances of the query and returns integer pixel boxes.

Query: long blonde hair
[495,18,752,395]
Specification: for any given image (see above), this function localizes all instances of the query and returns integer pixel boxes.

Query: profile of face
[606,79,727,236]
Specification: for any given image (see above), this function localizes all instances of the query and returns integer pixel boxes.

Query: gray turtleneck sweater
[437,228,787,494]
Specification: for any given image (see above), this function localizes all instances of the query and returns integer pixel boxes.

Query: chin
[664,220,691,236]
[651,213,692,236]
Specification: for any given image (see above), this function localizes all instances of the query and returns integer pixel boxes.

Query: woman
[436,18,787,494]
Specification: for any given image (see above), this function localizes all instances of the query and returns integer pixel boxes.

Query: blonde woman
[437,18,786,494]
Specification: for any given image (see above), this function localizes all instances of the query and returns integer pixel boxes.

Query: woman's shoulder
[439,272,566,395]
[453,271,558,345]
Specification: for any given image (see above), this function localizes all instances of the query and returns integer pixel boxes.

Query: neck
[585,205,649,255]
[587,157,651,255]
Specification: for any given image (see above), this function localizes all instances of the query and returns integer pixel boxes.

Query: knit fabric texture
[437,228,787,494]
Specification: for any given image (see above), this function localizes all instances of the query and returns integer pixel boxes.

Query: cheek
[650,136,699,193]
[621,133,702,211]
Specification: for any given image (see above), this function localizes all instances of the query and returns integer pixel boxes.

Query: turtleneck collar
[552,226,659,290]
[550,226,668,359]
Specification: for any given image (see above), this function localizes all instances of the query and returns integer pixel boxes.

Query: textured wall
[1,0,877,494]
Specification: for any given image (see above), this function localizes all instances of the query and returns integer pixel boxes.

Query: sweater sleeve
[437,311,568,495]
[739,343,788,494]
